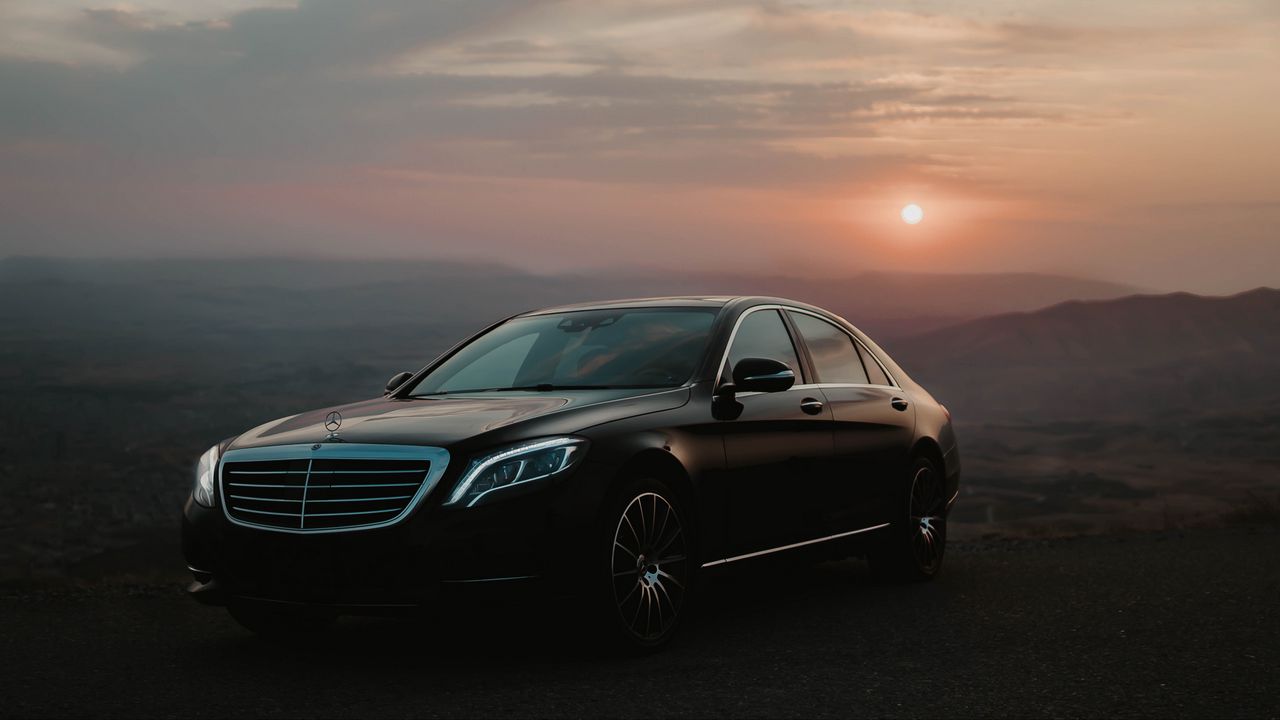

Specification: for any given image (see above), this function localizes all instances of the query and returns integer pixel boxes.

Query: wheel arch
[910,435,958,514]
[613,448,696,507]
[910,436,946,473]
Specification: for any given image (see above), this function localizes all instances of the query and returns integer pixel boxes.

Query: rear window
[856,342,893,386]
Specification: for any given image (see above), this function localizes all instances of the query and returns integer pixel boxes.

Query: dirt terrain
[3,528,1276,719]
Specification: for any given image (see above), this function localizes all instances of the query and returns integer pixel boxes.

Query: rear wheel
[868,456,947,582]
[227,601,337,639]
[602,479,693,652]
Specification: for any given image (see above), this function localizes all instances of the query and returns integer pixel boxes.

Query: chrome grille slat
[307,482,421,488]
[306,469,428,475]
[219,444,448,533]
[303,508,401,518]
[233,507,302,517]
[306,495,414,503]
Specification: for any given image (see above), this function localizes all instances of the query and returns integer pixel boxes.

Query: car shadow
[194,556,935,670]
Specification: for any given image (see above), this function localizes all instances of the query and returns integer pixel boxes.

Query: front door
[717,308,834,558]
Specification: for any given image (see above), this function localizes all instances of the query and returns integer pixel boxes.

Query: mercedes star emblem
[324,411,342,433]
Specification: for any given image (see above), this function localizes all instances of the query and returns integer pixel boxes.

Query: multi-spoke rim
[611,492,688,642]
[909,465,946,574]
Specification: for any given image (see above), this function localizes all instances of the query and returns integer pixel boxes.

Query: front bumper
[182,458,609,608]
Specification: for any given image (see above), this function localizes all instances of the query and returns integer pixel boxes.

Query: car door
[717,308,834,558]
[787,311,915,531]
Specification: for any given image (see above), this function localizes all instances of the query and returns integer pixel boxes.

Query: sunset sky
[1,0,1277,292]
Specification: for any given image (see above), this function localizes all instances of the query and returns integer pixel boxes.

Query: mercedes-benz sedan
[183,296,960,650]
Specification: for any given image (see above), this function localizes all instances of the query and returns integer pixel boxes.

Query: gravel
[3,528,1277,719]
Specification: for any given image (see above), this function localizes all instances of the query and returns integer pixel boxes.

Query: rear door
[787,311,915,530]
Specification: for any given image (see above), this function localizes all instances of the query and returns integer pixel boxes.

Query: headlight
[193,444,220,508]
[446,437,587,507]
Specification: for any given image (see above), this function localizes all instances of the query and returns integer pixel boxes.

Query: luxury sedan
[183,296,960,650]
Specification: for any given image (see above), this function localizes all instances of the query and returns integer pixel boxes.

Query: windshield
[409,308,718,395]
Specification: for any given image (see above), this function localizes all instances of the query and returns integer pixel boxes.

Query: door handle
[890,397,909,411]
[800,398,825,415]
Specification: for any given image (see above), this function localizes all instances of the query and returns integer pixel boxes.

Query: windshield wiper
[478,384,635,392]
[415,383,669,396]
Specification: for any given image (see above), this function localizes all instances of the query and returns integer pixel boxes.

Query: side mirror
[731,357,796,393]
[384,371,414,395]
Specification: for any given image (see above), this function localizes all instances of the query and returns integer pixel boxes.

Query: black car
[183,296,959,650]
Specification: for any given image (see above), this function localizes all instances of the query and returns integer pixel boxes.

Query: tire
[868,455,947,582]
[227,601,337,639]
[599,477,695,653]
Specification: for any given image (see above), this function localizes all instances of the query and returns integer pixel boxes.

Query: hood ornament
[324,410,343,441]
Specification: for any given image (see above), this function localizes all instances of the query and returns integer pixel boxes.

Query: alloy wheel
[610,492,689,643]
[909,464,946,574]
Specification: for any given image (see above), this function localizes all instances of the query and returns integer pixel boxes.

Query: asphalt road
[3,528,1277,719]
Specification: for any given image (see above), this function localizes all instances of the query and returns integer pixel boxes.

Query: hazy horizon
[8,254,1280,299]
[3,0,1278,294]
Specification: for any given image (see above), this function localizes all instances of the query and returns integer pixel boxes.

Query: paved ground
[2,528,1277,718]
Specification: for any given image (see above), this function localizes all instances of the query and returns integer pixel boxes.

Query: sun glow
[901,204,924,225]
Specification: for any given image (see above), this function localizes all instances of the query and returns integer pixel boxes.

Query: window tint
[433,332,538,393]
[725,309,801,380]
[856,342,892,386]
[788,312,868,384]
[410,308,716,394]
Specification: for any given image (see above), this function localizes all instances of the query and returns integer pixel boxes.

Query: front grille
[220,445,446,532]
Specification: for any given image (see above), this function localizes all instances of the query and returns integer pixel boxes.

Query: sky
[1,0,1277,293]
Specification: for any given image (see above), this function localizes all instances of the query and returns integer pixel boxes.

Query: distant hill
[889,288,1280,422]
[616,268,1141,320]
[0,256,1141,339]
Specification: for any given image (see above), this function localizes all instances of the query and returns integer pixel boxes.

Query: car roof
[521,295,841,315]
[521,296,736,315]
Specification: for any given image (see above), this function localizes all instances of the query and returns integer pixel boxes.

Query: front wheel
[602,479,694,652]
[868,456,947,582]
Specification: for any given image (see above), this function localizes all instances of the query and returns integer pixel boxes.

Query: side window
[788,312,868,384]
[724,309,801,381]
[856,342,892,386]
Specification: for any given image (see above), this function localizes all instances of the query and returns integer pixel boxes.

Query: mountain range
[0,256,1141,340]
[890,287,1280,422]
[1,257,1271,425]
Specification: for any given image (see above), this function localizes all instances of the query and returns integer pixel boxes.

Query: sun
[900,204,924,225]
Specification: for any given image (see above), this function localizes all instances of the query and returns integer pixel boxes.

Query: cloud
[5,0,1159,187]
[1,0,990,188]
[76,1,549,71]
[0,0,1276,291]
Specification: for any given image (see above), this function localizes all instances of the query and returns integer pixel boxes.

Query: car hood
[227,387,690,450]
